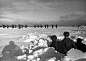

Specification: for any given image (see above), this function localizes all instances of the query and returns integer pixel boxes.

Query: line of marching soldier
[34,24,58,28]
[0,24,28,29]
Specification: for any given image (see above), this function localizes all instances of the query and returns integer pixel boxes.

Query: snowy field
[0,27,86,46]
[0,27,86,61]
[0,27,86,50]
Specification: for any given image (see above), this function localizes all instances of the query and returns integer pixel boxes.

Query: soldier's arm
[2,46,7,55]
[72,40,77,49]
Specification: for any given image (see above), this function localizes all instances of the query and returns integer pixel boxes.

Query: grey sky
[0,0,86,25]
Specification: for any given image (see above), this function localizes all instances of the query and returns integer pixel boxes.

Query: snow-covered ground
[0,27,86,61]
[19,33,86,61]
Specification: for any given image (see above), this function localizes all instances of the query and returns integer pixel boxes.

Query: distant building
[25,25,28,28]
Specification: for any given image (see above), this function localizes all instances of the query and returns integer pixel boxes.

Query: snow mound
[64,48,86,61]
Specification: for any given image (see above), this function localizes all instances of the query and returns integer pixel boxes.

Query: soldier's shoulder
[4,45,10,47]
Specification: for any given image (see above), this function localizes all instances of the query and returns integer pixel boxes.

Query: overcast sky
[0,0,86,25]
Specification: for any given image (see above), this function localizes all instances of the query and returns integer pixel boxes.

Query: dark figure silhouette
[61,31,77,54]
[46,24,49,28]
[76,38,86,52]
[11,25,15,28]
[0,25,2,27]
[2,24,6,28]
[25,25,28,28]
[6,25,9,28]
[51,25,54,28]
[50,35,66,54]
[50,35,57,50]
[18,24,21,29]
[2,41,23,60]
[34,25,36,28]
[55,24,58,28]
[40,25,43,28]
[72,25,75,27]
[45,25,47,28]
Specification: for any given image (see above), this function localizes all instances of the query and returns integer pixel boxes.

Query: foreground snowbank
[1,32,86,61]
[64,48,86,61]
